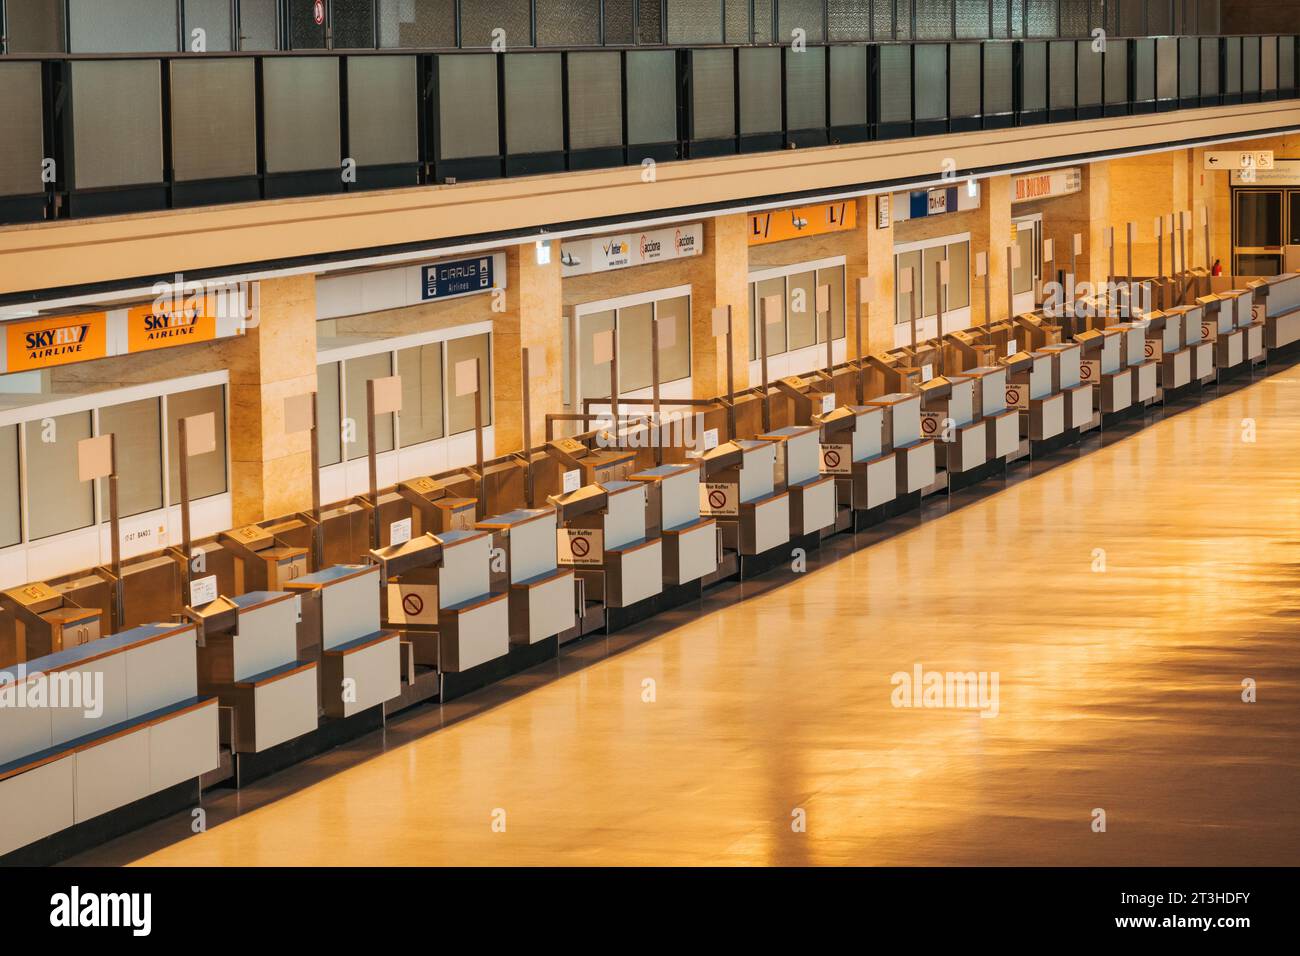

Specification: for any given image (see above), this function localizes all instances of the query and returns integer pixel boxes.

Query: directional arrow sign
[1205,150,1274,171]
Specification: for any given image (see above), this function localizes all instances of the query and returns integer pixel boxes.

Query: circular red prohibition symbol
[1081,364,1093,380]
[313,1,325,25]
[823,450,841,469]
[570,536,591,557]
[402,593,424,616]
[708,489,728,510]
[921,416,937,435]
[1006,387,1021,405]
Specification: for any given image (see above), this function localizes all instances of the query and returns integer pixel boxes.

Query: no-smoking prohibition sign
[571,536,591,558]
[402,593,424,616]
[1006,385,1021,405]
[823,449,841,469]
[708,489,728,510]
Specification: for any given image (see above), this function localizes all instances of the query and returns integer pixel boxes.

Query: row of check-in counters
[2,270,1299,862]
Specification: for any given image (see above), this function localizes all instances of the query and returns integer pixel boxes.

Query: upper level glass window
[68,0,179,53]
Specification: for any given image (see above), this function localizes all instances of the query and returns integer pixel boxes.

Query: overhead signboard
[748,202,856,246]
[421,255,495,301]
[4,312,108,372]
[126,296,219,353]
[561,223,703,277]
[1011,167,1083,203]
[1231,158,1299,186]
[892,183,981,223]
[1206,150,1273,172]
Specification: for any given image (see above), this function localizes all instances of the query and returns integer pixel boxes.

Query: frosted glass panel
[1135,39,1155,101]
[956,0,991,39]
[656,297,692,384]
[348,56,419,166]
[1026,0,1057,38]
[0,63,46,196]
[569,53,624,150]
[1049,41,1076,110]
[628,52,677,144]
[984,41,1014,114]
[68,0,178,53]
[4,0,65,53]
[1022,42,1047,111]
[668,0,723,44]
[263,58,341,174]
[505,55,564,155]
[830,46,869,127]
[1105,38,1129,104]
[170,59,257,181]
[691,50,735,141]
[99,399,163,520]
[740,49,783,135]
[379,0,457,48]
[949,43,982,117]
[167,386,228,504]
[787,272,817,351]
[815,265,846,341]
[333,0,377,48]
[915,0,953,41]
[317,362,342,467]
[71,61,164,190]
[447,334,492,433]
[786,47,827,131]
[915,45,948,121]
[184,0,233,51]
[397,343,445,446]
[605,0,636,44]
[288,0,327,48]
[0,427,18,548]
[238,0,278,51]
[828,0,871,41]
[1243,37,1260,93]
[1078,40,1103,106]
[537,0,601,46]
[343,353,395,460]
[879,45,913,123]
[779,0,825,44]
[26,412,93,540]
[461,0,531,48]
[618,303,654,392]
[1157,37,1178,100]
[1200,38,1219,96]
[438,55,500,160]
[1179,37,1200,98]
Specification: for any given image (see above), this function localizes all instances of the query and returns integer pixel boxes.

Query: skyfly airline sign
[4,313,108,372]
[127,297,218,353]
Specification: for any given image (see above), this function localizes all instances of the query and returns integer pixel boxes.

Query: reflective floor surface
[74,361,1300,866]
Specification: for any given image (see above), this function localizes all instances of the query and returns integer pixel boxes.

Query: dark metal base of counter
[606,591,666,635]
[739,530,821,581]
[441,652,519,703]
[946,456,1008,494]
[1032,428,1081,457]
[507,635,560,673]
[885,490,923,518]
[652,578,705,614]
[231,705,386,788]
[0,778,200,867]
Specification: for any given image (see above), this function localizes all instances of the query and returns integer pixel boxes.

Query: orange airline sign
[5,313,108,372]
[747,202,857,246]
[127,295,218,353]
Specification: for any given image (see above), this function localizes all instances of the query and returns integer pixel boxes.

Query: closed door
[1012,218,1042,315]
[1233,189,1283,276]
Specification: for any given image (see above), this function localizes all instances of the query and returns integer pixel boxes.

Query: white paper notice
[389,517,412,546]
[189,575,218,607]
[563,469,582,493]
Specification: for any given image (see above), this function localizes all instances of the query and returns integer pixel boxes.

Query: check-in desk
[285,564,401,717]
[545,436,638,487]
[167,539,242,598]
[961,365,1021,461]
[1140,310,1192,393]
[1074,329,1131,415]
[190,591,318,754]
[1,582,102,663]
[312,501,371,567]
[1225,287,1264,364]
[944,329,998,372]
[356,490,419,549]
[757,425,837,538]
[0,622,218,861]
[1111,320,1159,406]
[219,524,308,592]
[1014,312,1063,352]
[476,508,575,646]
[1167,303,1215,384]
[0,608,14,670]
[864,354,921,397]
[917,375,985,478]
[699,440,790,565]
[1035,343,1093,434]
[1254,272,1300,351]
[773,376,837,427]
[553,481,663,619]
[629,464,718,588]
[105,554,183,629]
[1003,351,1065,442]
[1196,294,1244,374]
[397,476,478,535]
[865,392,936,499]
[816,405,896,522]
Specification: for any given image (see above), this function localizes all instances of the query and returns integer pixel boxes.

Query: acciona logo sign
[50,886,152,936]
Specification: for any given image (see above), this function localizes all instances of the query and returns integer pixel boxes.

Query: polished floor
[88,364,1300,866]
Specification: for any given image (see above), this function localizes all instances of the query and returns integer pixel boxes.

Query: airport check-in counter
[0,583,102,663]
[355,491,419,549]
[0,607,14,670]
[189,590,318,753]
[628,464,718,587]
[284,564,401,716]
[944,329,998,373]
[396,476,478,535]
[1014,313,1063,352]
[1252,272,1300,351]
[1166,303,1215,383]
[545,437,638,488]
[1196,294,1244,374]
[476,508,575,645]
[757,425,837,537]
[773,376,837,426]
[0,622,218,859]
[1140,310,1193,392]
[864,392,936,496]
[917,375,986,475]
[219,524,308,592]
[960,365,1021,460]
[1003,351,1066,441]
[816,406,896,517]
[1110,320,1159,406]
[1035,343,1093,434]
[553,480,663,611]
[1074,329,1131,415]
[698,440,790,558]
[1223,287,1264,364]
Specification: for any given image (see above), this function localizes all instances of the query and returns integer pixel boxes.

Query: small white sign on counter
[189,574,218,607]
[702,428,719,450]
[921,364,934,383]
[821,393,835,415]
[389,517,412,546]
[563,469,582,493]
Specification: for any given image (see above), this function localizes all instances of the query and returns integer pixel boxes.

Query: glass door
[1012,216,1042,315]
[1233,189,1283,277]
